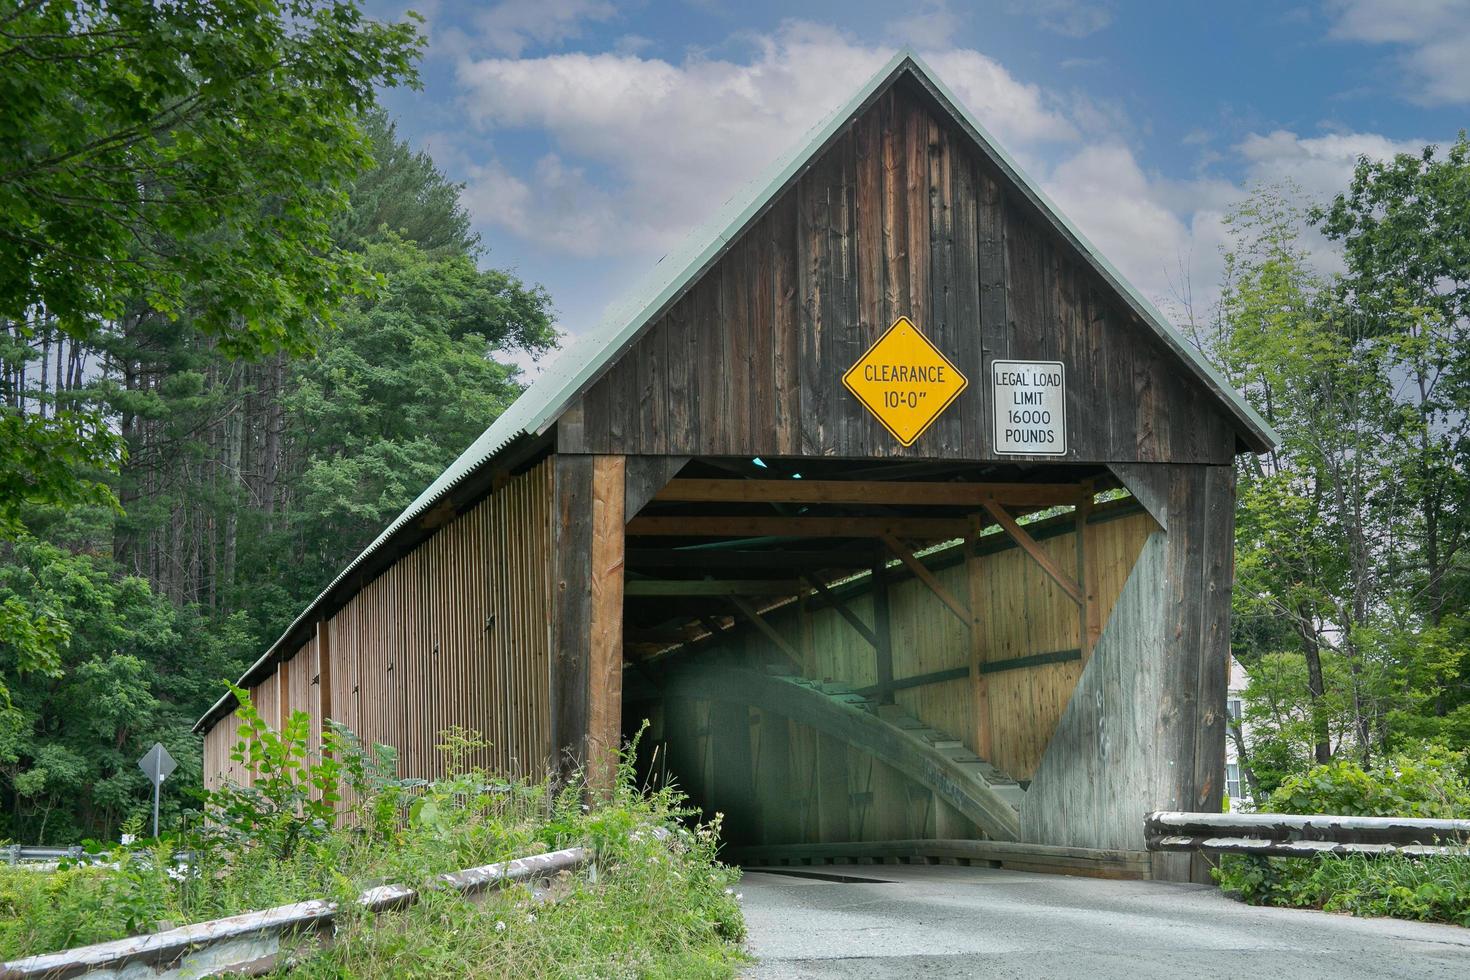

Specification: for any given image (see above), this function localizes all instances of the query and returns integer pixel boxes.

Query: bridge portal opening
[616,456,1154,855]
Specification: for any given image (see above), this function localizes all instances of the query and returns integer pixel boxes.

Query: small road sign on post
[138,742,177,839]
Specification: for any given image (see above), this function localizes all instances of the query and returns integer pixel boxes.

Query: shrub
[1215,744,1470,926]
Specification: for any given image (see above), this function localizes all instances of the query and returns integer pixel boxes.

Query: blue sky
[369,1,1470,369]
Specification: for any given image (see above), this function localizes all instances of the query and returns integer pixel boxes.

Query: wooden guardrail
[1145,811,1470,858]
[1,846,590,979]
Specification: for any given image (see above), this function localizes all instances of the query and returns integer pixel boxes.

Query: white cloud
[446,19,1441,338]
[1327,0,1470,105]
[1009,0,1116,38]
[885,1,966,49]
[1235,129,1425,196]
[456,23,1077,258]
[470,0,616,57]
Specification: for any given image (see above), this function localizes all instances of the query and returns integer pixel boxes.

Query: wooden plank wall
[202,459,556,790]
[1020,464,1235,882]
[638,505,1157,846]
[561,76,1237,465]
[780,507,1153,780]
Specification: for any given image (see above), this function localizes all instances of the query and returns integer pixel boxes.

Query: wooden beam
[803,575,880,651]
[870,560,894,704]
[1076,487,1101,658]
[979,648,1082,675]
[626,515,971,539]
[653,478,1086,508]
[586,455,625,798]
[623,624,707,645]
[880,533,972,627]
[965,518,991,763]
[626,547,875,572]
[980,500,1084,606]
[624,579,806,597]
[855,665,970,698]
[727,596,801,666]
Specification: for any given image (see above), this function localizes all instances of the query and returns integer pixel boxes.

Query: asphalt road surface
[739,863,1470,978]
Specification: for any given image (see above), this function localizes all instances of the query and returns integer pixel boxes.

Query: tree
[0,538,253,842]
[1314,137,1470,726]
[1,0,424,536]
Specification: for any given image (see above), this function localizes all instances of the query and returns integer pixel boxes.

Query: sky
[368,0,1470,372]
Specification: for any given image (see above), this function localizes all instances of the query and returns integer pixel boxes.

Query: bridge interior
[618,457,1157,857]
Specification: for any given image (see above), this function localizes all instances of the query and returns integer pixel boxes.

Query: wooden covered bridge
[197,51,1275,881]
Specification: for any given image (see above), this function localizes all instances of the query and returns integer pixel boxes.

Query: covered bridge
[197,51,1275,881]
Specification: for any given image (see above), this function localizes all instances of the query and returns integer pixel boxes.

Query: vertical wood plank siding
[202,459,556,786]
[561,79,1236,464]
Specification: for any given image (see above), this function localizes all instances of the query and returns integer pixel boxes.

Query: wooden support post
[1076,485,1100,659]
[880,533,972,627]
[551,453,625,795]
[965,518,992,763]
[980,499,1083,605]
[727,596,801,667]
[587,456,626,798]
[871,559,895,704]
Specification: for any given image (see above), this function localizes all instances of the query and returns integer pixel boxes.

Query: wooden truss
[620,477,1121,767]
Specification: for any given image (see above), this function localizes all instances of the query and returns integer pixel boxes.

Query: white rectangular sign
[991,359,1067,456]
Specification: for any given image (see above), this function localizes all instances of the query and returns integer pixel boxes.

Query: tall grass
[0,707,747,977]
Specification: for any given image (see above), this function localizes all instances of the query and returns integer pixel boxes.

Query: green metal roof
[196,50,1276,734]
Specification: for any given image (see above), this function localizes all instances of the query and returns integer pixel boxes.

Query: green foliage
[0,0,422,340]
[1215,748,1470,925]
[0,0,424,545]
[0,710,745,978]
[0,539,253,843]
[1264,745,1470,819]
[208,687,342,860]
[0,100,554,845]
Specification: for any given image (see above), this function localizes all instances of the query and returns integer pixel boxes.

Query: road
[739,863,1470,978]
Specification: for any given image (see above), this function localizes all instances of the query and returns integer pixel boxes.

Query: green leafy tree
[0,539,253,842]
[1,0,423,539]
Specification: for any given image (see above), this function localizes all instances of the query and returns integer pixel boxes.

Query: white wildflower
[495,921,506,933]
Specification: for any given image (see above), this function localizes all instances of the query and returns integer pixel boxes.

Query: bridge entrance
[618,456,1154,866]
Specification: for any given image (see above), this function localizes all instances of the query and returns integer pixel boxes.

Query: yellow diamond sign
[842,316,968,447]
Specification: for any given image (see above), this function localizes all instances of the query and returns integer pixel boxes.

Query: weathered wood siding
[203,459,557,788]
[1021,463,1234,881]
[560,78,1236,464]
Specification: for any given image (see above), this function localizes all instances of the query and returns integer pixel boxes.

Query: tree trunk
[1296,600,1332,765]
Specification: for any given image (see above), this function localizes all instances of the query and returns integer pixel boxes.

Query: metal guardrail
[1145,810,1470,858]
[1,846,591,978]
[2,846,86,865]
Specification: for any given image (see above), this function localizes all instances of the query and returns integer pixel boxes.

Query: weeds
[1215,745,1470,926]
[0,696,747,978]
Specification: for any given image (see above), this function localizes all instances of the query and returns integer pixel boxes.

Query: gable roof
[197,50,1276,733]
